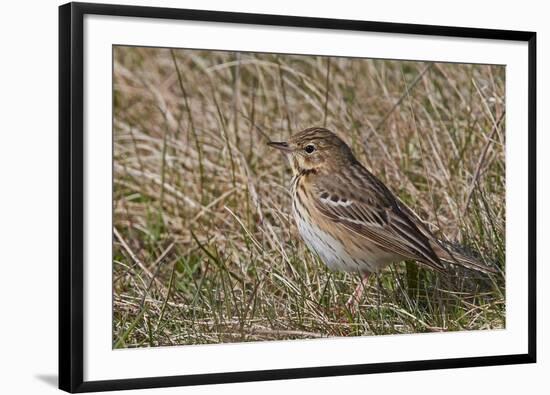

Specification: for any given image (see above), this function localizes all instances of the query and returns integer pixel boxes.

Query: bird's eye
[304,144,316,154]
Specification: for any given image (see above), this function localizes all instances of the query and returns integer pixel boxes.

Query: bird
[267,127,497,311]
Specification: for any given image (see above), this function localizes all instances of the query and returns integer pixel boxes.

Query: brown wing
[311,164,445,271]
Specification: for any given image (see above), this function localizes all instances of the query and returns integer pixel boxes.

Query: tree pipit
[268,127,497,312]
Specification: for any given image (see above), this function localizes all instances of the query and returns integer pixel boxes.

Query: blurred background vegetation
[113,46,505,348]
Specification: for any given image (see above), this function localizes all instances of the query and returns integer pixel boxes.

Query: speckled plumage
[268,127,496,306]
[291,169,402,274]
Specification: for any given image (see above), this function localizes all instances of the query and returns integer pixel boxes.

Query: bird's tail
[432,242,499,274]
[395,199,500,274]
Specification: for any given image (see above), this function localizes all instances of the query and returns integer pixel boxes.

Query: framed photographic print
[59,2,537,392]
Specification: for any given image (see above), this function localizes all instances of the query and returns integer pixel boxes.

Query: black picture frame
[59,2,537,392]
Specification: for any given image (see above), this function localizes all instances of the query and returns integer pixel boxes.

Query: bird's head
[268,127,356,175]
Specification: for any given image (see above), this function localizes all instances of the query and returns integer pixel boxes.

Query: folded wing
[312,166,445,271]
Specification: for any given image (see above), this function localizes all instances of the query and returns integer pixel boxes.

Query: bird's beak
[267,141,292,153]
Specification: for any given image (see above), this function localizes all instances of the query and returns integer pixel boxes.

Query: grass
[113,46,505,348]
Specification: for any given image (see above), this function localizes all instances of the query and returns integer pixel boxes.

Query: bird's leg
[346,272,371,313]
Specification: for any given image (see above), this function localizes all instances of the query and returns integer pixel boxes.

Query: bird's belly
[294,210,395,273]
